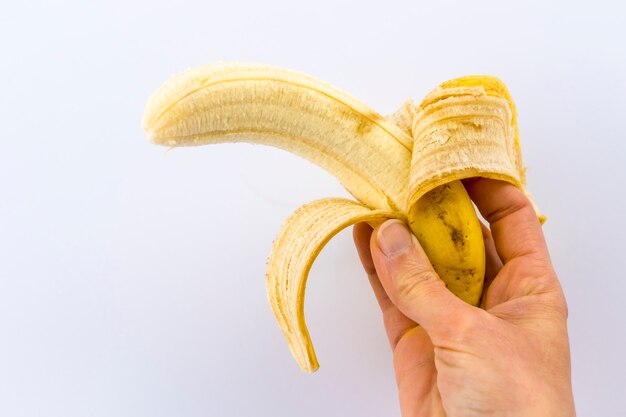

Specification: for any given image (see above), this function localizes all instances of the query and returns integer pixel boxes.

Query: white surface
[1,1,625,415]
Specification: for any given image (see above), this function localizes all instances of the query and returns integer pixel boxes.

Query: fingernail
[377,219,413,256]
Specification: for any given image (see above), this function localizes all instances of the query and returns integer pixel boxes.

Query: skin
[353,178,575,417]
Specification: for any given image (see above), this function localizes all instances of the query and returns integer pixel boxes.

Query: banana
[142,63,542,372]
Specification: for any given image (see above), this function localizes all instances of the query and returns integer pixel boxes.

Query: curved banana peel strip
[143,63,412,212]
[266,198,402,372]
[409,75,546,223]
[142,63,544,372]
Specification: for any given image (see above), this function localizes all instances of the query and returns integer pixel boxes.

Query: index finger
[462,178,550,264]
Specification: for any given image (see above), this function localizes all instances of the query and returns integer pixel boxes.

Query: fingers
[353,223,417,348]
[369,219,475,339]
[463,178,550,264]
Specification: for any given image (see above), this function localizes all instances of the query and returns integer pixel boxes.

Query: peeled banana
[142,63,542,372]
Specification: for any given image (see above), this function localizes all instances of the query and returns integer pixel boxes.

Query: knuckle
[485,191,533,224]
[390,261,449,320]
[393,262,441,300]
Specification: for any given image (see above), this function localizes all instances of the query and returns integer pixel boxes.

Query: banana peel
[142,63,542,372]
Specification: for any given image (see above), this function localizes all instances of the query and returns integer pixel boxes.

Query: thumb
[370,219,474,338]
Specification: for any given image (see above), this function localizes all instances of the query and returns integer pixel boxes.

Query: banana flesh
[142,63,542,372]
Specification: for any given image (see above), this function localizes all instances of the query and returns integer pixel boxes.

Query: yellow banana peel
[142,63,542,372]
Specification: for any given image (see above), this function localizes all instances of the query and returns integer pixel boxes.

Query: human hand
[353,178,575,417]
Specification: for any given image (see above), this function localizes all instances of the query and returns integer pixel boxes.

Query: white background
[1,1,625,416]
